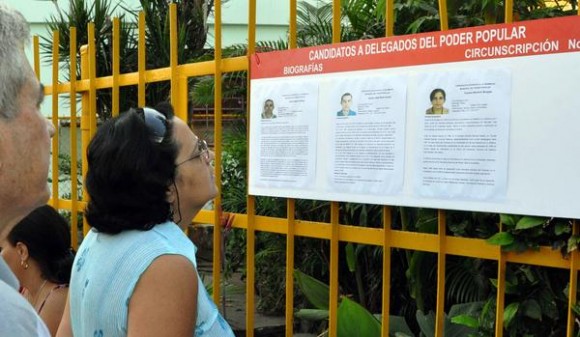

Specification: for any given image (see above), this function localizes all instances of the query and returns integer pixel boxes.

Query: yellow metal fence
[39,1,580,337]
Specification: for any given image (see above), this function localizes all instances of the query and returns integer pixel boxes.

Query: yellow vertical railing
[505,0,514,24]
[495,222,507,337]
[138,12,146,107]
[69,27,79,249]
[330,3,341,336]
[246,0,257,334]
[286,1,298,335]
[329,202,340,337]
[246,196,256,337]
[385,0,394,37]
[434,210,447,337]
[33,36,40,78]
[289,0,297,49]
[80,44,90,235]
[438,0,449,31]
[213,0,224,308]
[51,31,60,207]
[567,220,579,337]
[381,206,392,337]
[87,24,97,140]
[285,199,296,337]
[112,18,120,118]
[169,4,179,109]
[332,0,341,44]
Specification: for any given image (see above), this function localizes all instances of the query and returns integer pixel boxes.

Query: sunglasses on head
[136,107,168,143]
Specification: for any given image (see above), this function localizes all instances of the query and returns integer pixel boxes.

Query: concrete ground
[197,259,317,337]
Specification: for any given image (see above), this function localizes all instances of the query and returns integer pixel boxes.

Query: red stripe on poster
[251,16,580,79]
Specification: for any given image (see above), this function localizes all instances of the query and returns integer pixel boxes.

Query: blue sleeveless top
[69,221,234,337]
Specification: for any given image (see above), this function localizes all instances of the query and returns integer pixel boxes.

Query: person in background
[57,102,234,337]
[0,3,56,337]
[337,92,356,117]
[426,88,449,114]
[0,205,74,336]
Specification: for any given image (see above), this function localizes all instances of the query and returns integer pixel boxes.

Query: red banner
[251,16,580,79]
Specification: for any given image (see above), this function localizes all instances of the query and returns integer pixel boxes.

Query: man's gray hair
[0,3,31,119]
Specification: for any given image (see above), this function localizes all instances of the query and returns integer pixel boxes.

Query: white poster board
[249,16,580,219]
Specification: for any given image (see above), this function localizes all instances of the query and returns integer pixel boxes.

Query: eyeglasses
[176,138,209,166]
[136,107,168,143]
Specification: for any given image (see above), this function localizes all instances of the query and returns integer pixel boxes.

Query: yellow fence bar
[285,199,296,337]
[438,0,449,31]
[42,57,247,95]
[213,0,224,309]
[381,206,392,337]
[246,0,256,334]
[289,0,297,49]
[138,12,146,107]
[51,31,60,207]
[177,75,188,122]
[246,197,256,337]
[170,4,178,108]
[80,45,90,235]
[69,27,79,249]
[434,210,447,337]
[495,222,507,337]
[330,9,341,337]
[33,36,40,78]
[87,24,97,140]
[329,202,340,337]
[112,18,120,117]
[505,0,514,24]
[332,0,340,44]
[385,0,394,37]
[567,220,579,337]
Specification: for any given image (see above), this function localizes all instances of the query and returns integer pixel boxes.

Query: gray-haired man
[0,3,56,336]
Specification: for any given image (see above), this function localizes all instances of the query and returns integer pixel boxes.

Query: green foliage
[294,270,330,310]
[294,270,383,337]
[415,307,477,337]
[42,0,215,119]
[451,264,569,337]
[41,0,138,117]
[337,298,382,337]
[487,214,574,256]
[128,0,215,105]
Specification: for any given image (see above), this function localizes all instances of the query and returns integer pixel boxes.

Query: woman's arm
[128,254,198,337]
[55,295,72,337]
[39,287,68,336]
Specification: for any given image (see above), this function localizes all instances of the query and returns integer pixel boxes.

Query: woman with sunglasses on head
[56,102,234,337]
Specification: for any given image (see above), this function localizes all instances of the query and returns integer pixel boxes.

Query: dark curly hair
[85,102,178,234]
[429,88,446,101]
[8,205,74,284]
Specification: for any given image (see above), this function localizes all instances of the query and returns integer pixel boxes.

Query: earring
[20,259,29,270]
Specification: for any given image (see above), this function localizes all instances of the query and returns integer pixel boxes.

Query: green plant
[41,0,138,117]
[43,0,217,119]
[295,269,482,337]
[294,269,382,337]
[451,264,569,337]
[487,214,574,255]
